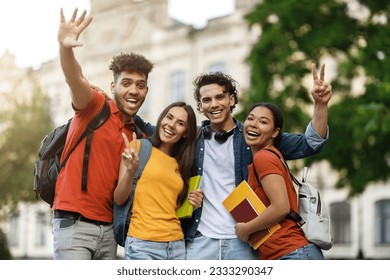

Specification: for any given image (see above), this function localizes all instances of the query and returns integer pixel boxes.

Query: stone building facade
[37,0,261,126]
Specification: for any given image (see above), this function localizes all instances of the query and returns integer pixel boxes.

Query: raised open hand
[58,8,93,48]
[311,63,332,105]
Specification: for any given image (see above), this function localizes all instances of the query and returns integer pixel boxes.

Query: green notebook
[176,175,201,219]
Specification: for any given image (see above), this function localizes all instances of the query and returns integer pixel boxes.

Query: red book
[223,180,281,249]
[230,198,270,246]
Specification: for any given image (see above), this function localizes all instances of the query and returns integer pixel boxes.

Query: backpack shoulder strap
[254,148,304,225]
[124,138,152,221]
[113,138,152,247]
[252,148,291,185]
[61,101,110,167]
[263,148,289,171]
[81,101,110,191]
[59,101,111,192]
[134,139,153,180]
[87,101,110,130]
[263,148,302,187]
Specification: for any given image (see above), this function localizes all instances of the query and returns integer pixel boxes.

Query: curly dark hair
[193,72,239,113]
[109,52,154,82]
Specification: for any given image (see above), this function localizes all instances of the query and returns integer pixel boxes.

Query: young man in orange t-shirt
[52,8,154,260]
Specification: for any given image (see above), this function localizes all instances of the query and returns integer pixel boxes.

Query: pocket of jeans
[59,219,77,228]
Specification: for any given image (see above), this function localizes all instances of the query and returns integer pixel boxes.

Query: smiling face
[111,70,148,122]
[200,83,236,131]
[158,106,189,154]
[243,106,281,154]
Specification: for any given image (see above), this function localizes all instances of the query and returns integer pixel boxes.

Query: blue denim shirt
[181,118,328,241]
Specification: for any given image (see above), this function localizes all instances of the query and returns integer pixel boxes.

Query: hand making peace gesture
[311,63,332,105]
[122,132,140,174]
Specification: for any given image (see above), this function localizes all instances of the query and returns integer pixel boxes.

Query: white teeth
[247,131,259,136]
[126,98,137,104]
[211,110,222,115]
[164,129,174,135]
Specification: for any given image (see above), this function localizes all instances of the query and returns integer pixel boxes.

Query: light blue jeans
[185,231,258,260]
[52,218,117,260]
[125,236,185,260]
[278,243,324,260]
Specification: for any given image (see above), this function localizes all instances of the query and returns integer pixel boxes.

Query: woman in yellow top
[114,102,203,260]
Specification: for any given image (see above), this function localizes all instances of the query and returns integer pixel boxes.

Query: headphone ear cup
[214,130,228,144]
[203,125,212,139]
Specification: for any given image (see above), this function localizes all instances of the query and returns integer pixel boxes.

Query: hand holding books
[188,187,203,210]
[176,175,202,218]
[235,221,251,243]
[222,180,281,249]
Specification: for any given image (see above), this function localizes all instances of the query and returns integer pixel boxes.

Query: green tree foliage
[240,0,390,195]
[0,83,53,209]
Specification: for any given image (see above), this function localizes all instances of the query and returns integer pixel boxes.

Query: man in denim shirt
[183,70,330,260]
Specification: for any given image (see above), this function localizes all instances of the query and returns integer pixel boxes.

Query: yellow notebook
[176,175,201,219]
[222,180,281,249]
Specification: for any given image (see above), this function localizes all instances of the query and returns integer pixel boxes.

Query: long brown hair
[149,102,197,207]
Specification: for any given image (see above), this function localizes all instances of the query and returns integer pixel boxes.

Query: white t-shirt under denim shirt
[197,132,237,238]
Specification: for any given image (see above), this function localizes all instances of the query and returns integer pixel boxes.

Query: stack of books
[222,180,281,249]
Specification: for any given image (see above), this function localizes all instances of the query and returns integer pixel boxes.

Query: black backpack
[33,101,110,207]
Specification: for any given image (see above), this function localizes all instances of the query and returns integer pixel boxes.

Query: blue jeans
[125,236,185,260]
[185,231,258,260]
[278,243,324,260]
[52,218,117,260]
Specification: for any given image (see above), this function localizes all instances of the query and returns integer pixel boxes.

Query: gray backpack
[255,149,334,250]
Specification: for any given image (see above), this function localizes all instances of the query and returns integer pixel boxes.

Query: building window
[375,199,390,244]
[208,62,226,73]
[9,211,20,247]
[35,211,47,247]
[170,70,185,102]
[330,201,351,244]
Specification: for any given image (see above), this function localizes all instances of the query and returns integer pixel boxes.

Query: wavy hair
[192,72,239,113]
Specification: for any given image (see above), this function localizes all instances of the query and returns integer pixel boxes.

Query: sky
[0,0,234,69]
